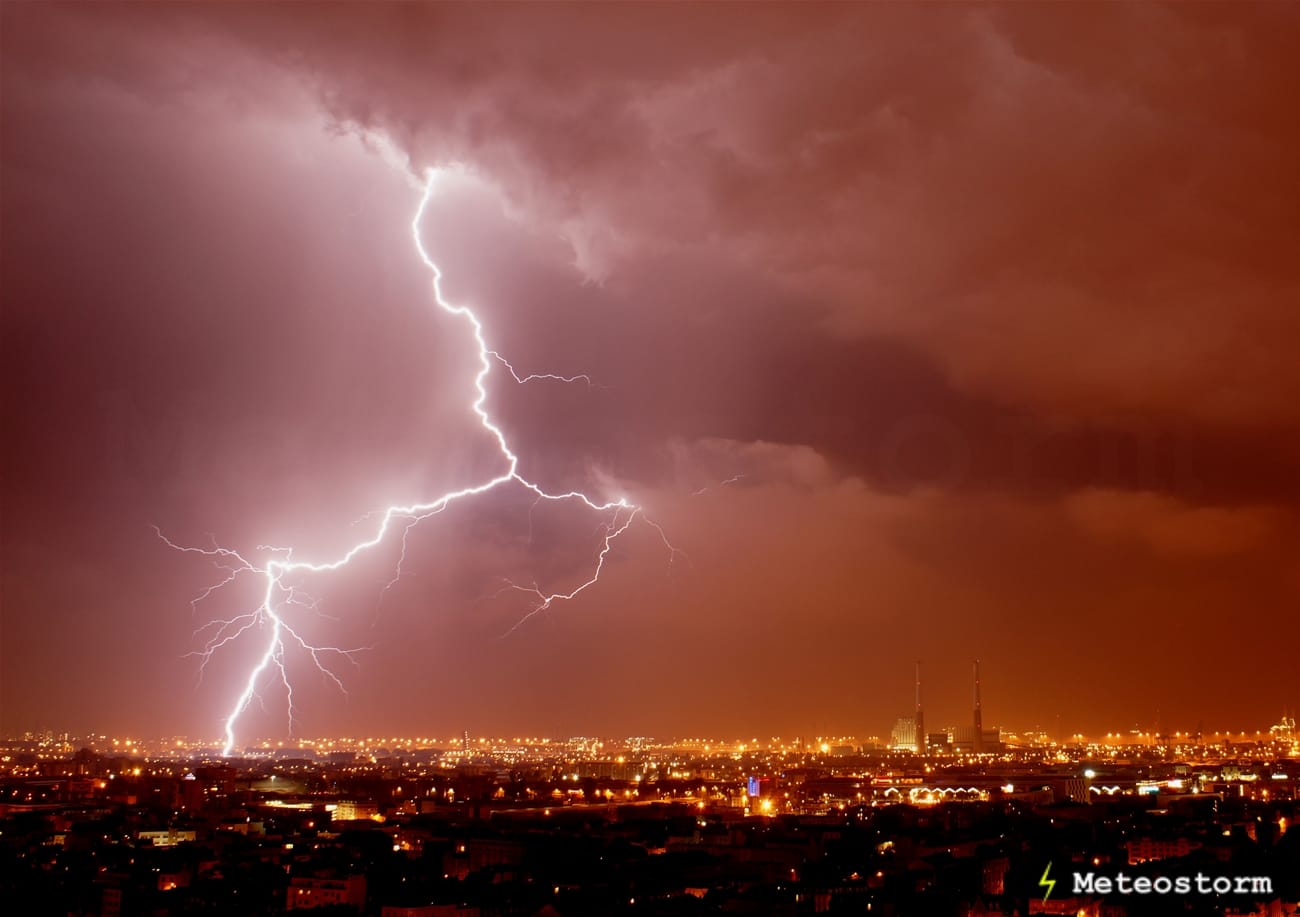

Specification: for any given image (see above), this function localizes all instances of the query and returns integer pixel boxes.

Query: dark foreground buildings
[1,738,1297,916]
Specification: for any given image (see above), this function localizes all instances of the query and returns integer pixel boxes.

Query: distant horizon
[9,720,1295,750]
[7,678,1295,745]
[6,675,1295,747]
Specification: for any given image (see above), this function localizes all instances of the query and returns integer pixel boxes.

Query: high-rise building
[914,660,926,754]
[973,659,984,754]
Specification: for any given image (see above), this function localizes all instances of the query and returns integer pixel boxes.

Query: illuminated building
[890,716,917,751]
[333,799,379,821]
[136,829,196,847]
[926,732,952,753]
[1126,835,1200,864]
[286,875,366,911]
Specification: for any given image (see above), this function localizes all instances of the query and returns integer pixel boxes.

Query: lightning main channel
[165,169,671,756]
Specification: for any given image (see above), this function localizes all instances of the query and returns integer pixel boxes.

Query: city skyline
[4,656,1294,751]
[7,702,1298,767]
[4,718,1295,915]
[4,4,1300,743]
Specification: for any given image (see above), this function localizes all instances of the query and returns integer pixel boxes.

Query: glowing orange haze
[2,3,1297,742]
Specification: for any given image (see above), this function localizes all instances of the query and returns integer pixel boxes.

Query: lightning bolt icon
[163,166,675,756]
[1039,862,1056,902]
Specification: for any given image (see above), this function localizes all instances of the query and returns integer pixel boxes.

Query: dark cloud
[182,1,1300,426]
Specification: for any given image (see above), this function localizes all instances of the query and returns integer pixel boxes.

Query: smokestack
[973,659,984,753]
[914,660,926,754]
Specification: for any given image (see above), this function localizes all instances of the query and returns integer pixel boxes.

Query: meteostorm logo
[1072,871,1273,897]
[1039,863,1275,900]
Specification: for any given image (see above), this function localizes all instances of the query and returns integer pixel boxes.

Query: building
[1126,836,1200,864]
[136,829,197,847]
[287,875,366,911]
[333,799,379,821]
[890,716,917,751]
[914,661,926,754]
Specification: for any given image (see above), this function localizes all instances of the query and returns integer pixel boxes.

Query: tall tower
[914,660,926,754]
[973,659,984,754]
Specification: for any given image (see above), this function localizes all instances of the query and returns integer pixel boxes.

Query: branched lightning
[164,168,675,756]
[691,474,746,497]
[488,351,594,387]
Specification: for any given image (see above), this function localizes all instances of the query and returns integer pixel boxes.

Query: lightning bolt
[691,474,745,497]
[1038,862,1055,902]
[165,167,674,756]
[488,351,594,387]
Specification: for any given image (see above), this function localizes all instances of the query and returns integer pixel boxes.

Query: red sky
[2,3,1298,744]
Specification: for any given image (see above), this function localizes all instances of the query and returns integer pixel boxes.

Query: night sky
[3,3,1298,744]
